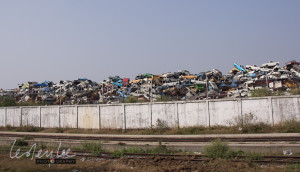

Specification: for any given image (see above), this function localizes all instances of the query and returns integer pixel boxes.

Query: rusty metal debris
[1,61,299,105]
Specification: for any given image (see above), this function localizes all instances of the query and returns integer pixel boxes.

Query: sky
[0,0,299,89]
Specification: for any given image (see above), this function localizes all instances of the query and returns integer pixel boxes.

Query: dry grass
[0,152,293,172]
[1,119,299,135]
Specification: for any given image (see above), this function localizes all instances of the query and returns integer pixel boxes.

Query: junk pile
[1,60,299,105]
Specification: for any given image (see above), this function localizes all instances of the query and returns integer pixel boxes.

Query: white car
[261,61,279,68]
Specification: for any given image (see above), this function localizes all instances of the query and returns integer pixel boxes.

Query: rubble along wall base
[0,96,299,129]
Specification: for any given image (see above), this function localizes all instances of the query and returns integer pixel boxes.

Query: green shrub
[203,139,236,159]
[82,142,102,155]
[0,96,17,107]
[155,95,172,102]
[113,141,177,157]
[13,139,28,147]
[55,128,64,133]
[251,88,273,97]
[23,135,33,140]
[289,88,300,95]
[244,152,262,161]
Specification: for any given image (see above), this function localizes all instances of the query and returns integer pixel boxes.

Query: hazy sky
[0,0,299,89]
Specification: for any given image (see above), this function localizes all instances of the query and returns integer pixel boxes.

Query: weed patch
[203,139,240,159]
[13,139,28,147]
[82,142,102,155]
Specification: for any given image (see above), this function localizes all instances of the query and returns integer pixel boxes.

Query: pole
[206,76,209,99]
[265,73,269,90]
[60,86,62,105]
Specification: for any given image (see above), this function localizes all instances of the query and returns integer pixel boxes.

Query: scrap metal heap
[1,60,299,105]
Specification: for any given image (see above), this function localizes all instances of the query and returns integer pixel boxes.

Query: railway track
[2,149,300,165]
[1,132,300,142]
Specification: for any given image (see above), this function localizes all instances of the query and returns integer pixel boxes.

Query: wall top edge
[0,95,299,109]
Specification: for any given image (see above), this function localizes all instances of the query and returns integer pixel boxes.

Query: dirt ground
[0,153,296,172]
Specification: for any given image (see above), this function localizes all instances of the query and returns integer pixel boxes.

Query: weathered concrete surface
[41,107,59,128]
[78,106,99,129]
[60,106,77,128]
[21,107,40,127]
[100,105,123,129]
[242,98,272,124]
[273,97,300,124]
[0,96,299,129]
[125,104,151,129]
[152,103,178,128]
[209,100,240,126]
[0,109,5,127]
[6,108,21,127]
[178,102,208,127]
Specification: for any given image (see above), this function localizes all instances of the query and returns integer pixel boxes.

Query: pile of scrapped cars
[1,60,299,105]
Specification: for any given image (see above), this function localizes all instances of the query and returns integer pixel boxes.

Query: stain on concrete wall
[22,107,40,127]
[152,103,177,128]
[0,108,5,127]
[6,108,21,127]
[178,102,208,127]
[273,97,300,124]
[125,104,151,129]
[100,105,123,129]
[209,100,239,126]
[60,106,77,128]
[41,107,59,128]
[242,98,272,124]
[78,106,99,129]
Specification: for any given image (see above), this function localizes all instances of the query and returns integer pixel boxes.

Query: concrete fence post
[20,107,22,127]
[39,107,41,128]
[149,103,152,128]
[268,97,274,126]
[58,106,61,128]
[122,104,126,131]
[238,99,243,125]
[206,100,210,127]
[76,106,78,129]
[98,105,101,129]
[176,102,179,129]
[4,107,7,127]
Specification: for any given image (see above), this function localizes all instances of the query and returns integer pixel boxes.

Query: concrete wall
[78,106,99,129]
[178,102,208,127]
[209,100,240,126]
[0,96,299,129]
[60,106,77,128]
[21,107,40,127]
[7,108,21,127]
[152,103,177,128]
[272,97,300,124]
[100,105,123,129]
[0,109,5,127]
[41,107,59,128]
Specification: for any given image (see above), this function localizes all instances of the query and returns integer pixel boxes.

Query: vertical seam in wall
[270,97,274,126]
[240,99,243,125]
[58,106,61,128]
[123,104,126,131]
[20,107,22,127]
[39,107,41,128]
[5,107,7,127]
[207,101,210,127]
[99,105,101,130]
[150,103,152,129]
[176,102,179,129]
[198,103,200,126]
[76,106,78,129]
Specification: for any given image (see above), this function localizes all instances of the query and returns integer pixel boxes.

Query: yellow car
[180,75,198,80]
